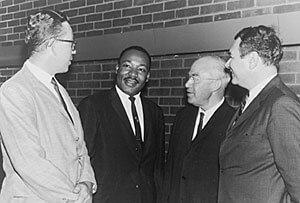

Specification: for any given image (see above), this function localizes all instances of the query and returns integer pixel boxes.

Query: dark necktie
[129,96,143,150]
[232,94,248,127]
[51,77,73,124]
[193,112,204,141]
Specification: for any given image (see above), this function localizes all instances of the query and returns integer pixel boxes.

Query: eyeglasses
[186,74,220,83]
[56,39,76,53]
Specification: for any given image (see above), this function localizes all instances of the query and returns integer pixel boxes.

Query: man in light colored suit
[218,25,300,202]
[0,9,96,202]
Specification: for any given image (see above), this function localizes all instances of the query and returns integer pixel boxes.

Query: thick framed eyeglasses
[56,39,76,53]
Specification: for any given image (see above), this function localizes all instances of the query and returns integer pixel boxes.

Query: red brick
[77,89,92,96]
[184,58,198,67]
[165,19,187,27]
[14,11,26,19]
[8,5,19,13]
[101,80,114,88]
[171,87,185,96]
[68,81,84,88]
[1,13,13,21]
[231,0,254,10]
[95,20,112,29]
[78,23,94,32]
[153,10,175,21]
[160,78,182,87]
[0,22,7,28]
[0,28,13,35]
[34,0,47,8]
[79,6,95,15]
[201,3,226,14]
[134,0,154,6]
[161,59,183,69]
[114,0,132,9]
[8,19,19,27]
[150,69,170,77]
[86,13,102,22]
[122,7,141,16]
[87,0,104,5]
[165,0,186,10]
[96,3,113,12]
[65,10,78,17]
[273,3,300,13]
[84,81,100,88]
[104,10,121,19]
[279,62,300,73]
[74,32,86,38]
[171,68,189,77]
[122,25,142,32]
[48,0,62,5]
[93,72,110,79]
[142,22,163,29]
[132,14,152,24]
[55,2,70,10]
[102,64,116,71]
[14,40,25,46]
[214,11,241,21]
[85,64,101,72]
[2,0,13,7]
[70,16,85,24]
[149,88,170,96]
[281,50,297,61]
[143,3,163,13]
[188,0,212,6]
[86,30,103,37]
[159,97,181,105]
[0,35,6,42]
[14,0,26,4]
[147,78,159,87]
[289,85,300,95]
[70,0,85,9]
[257,0,285,6]
[113,17,131,26]
[242,7,272,17]
[20,2,32,10]
[104,27,122,34]
[0,8,7,15]
[280,73,296,84]
[26,9,39,16]
[176,7,199,18]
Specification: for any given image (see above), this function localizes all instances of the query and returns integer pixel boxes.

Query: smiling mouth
[124,77,139,87]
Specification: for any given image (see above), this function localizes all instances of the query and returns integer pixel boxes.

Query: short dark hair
[234,25,283,68]
[25,9,69,56]
[118,46,151,70]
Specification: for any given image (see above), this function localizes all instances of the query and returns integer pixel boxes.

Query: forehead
[230,37,241,55]
[190,59,213,76]
[120,49,149,65]
[60,22,73,39]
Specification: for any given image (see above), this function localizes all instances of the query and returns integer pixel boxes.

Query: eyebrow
[121,60,149,68]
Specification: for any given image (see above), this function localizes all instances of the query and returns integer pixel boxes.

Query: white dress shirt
[116,85,145,141]
[192,97,224,140]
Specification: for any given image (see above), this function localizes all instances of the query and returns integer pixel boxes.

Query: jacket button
[181,176,186,180]
[135,184,139,188]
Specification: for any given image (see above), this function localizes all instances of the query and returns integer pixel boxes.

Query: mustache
[124,76,139,83]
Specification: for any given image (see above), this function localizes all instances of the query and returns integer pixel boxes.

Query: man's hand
[72,182,92,203]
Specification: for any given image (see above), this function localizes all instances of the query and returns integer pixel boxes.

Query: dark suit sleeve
[268,96,300,202]
[155,106,165,202]
[78,97,98,160]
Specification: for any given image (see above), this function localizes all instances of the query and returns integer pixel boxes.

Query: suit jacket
[0,64,96,202]
[78,87,165,203]
[164,101,235,203]
[219,76,300,203]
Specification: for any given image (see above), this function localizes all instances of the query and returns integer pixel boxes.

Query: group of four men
[0,9,299,203]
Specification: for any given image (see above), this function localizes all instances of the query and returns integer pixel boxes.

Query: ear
[211,79,222,92]
[146,72,150,82]
[115,65,119,74]
[248,52,259,70]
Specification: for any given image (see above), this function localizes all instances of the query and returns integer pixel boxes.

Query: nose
[128,68,138,77]
[185,77,192,88]
[225,58,232,69]
[72,49,76,55]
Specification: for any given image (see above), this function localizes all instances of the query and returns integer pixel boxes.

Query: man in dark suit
[218,25,300,203]
[78,46,165,203]
[164,56,235,203]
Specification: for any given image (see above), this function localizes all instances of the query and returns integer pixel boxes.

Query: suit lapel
[109,88,134,136]
[227,76,281,134]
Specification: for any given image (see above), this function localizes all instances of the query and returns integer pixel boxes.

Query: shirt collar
[25,60,53,85]
[200,97,224,116]
[115,85,141,101]
[245,73,277,109]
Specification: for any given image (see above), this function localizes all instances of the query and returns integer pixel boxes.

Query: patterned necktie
[51,77,73,124]
[129,96,143,150]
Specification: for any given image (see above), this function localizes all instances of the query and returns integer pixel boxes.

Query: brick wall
[1,0,300,136]
[1,0,300,46]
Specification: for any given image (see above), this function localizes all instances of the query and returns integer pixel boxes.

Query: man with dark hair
[219,25,300,202]
[0,9,96,202]
[78,46,165,203]
[164,56,235,203]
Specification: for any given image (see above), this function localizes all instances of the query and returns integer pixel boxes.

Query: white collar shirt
[116,85,145,141]
[243,74,277,112]
[192,97,224,140]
